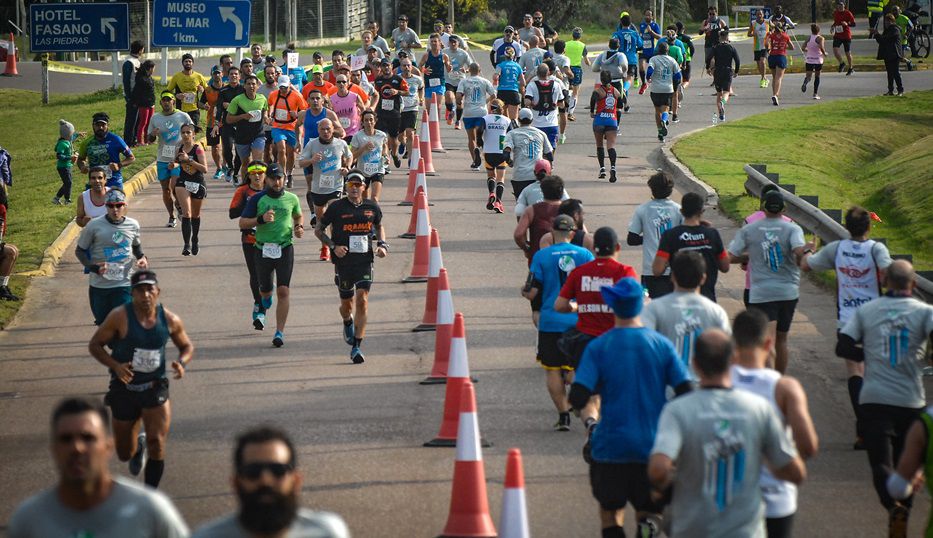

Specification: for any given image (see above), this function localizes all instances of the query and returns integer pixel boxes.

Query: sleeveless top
[594,85,619,119]
[529,202,561,262]
[111,304,170,386]
[423,50,446,87]
[177,144,204,184]
[571,230,586,247]
[82,188,110,220]
[834,239,881,326]
[302,108,329,145]
[730,365,797,518]
[330,92,361,137]
[805,35,824,64]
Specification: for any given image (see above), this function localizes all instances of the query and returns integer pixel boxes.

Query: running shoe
[623,104,630,113]
[320,245,330,261]
[128,432,147,476]
[884,91,895,96]
[719,113,725,122]
[633,77,640,88]
[609,168,617,183]
[554,413,571,432]
[191,241,199,256]
[225,170,234,183]
[167,217,177,228]
[672,114,680,123]
[0,285,21,301]
[62,199,72,205]
[486,194,496,211]
[272,331,284,348]
[398,142,406,156]
[771,95,779,106]
[446,109,453,125]
[182,245,191,256]
[813,95,821,100]
[351,346,365,364]
[838,62,846,73]
[638,84,646,95]
[582,422,596,463]
[760,78,767,88]
[252,305,265,330]
[763,79,770,88]
[470,163,481,171]
[659,124,668,138]
[598,167,606,179]
[558,133,566,144]
[454,121,462,130]
[889,504,909,538]
[213,169,224,180]
[286,174,293,188]
[51,197,61,205]
[343,317,355,345]
[846,67,854,76]
[392,153,401,168]
[492,200,504,214]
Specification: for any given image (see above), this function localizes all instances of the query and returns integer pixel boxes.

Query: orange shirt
[300,80,335,101]
[202,84,223,128]
[326,83,369,105]
[268,89,307,129]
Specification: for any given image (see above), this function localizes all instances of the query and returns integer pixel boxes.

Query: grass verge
[0,88,157,329]
[672,89,933,271]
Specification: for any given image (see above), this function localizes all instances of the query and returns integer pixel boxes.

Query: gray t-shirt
[350,129,388,177]
[514,182,570,217]
[651,389,799,538]
[504,126,553,182]
[193,507,349,538]
[641,291,731,376]
[391,27,422,55]
[401,74,423,112]
[372,35,391,56]
[518,47,546,79]
[593,50,629,81]
[842,295,933,408]
[456,76,496,118]
[727,217,806,303]
[647,54,681,94]
[444,48,473,84]
[76,215,142,289]
[148,111,193,163]
[299,137,352,194]
[628,198,684,276]
[8,476,189,538]
[518,26,540,45]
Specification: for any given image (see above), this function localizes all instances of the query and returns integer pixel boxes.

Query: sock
[602,526,625,538]
[813,77,821,94]
[606,148,616,168]
[661,111,669,123]
[343,317,353,326]
[473,148,481,166]
[353,337,362,347]
[487,178,496,195]
[623,80,631,92]
[495,183,504,202]
[1,276,9,286]
[584,416,597,429]
[181,217,191,246]
[456,107,463,122]
[596,146,605,168]
[568,95,577,115]
[446,102,454,112]
[848,375,864,435]
[639,69,646,84]
[191,217,200,243]
[144,459,165,488]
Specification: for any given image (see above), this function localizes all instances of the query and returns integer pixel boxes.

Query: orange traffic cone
[401,183,429,238]
[402,190,431,282]
[430,94,447,153]
[499,449,530,538]
[421,268,453,384]
[438,381,497,538]
[413,228,444,332]
[420,109,437,175]
[1,33,19,77]
[399,135,421,206]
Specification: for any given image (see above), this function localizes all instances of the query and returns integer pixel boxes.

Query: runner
[638,11,663,94]
[770,5,798,31]
[518,13,544,48]
[645,42,682,142]
[368,20,392,56]
[504,108,554,202]
[75,167,110,227]
[662,27,687,122]
[249,42,265,67]
[522,214,595,430]
[199,66,226,179]
[350,111,389,202]
[519,36,547,82]
[77,112,135,190]
[641,251,731,378]
[168,123,208,256]
[75,189,147,326]
[649,329,807,537]
[239,57,256,82]
[706,29,740,123]
[330,72,367,145]
[837,260,933,537]
[226,75,270,182]
[749,9,771,88]
[399,58,424,156]
[591,38,628,126]
[627,171,683,298]
[491,26,524,66]
[675,21,696,94]
[765,23,795,106]
[299,89,345,156]
[832,0,857,75]
[797,24,826,100]
[392,15,423,57]
[589,71,622,182]
[653,192,730,302]
[513,160,570,217]
[523,64,563,153]
[887,410,933,537]
[280,49,309,90]
[800,206,892,449]
[229,161,269,330]
[419,34,452,126]
[731,308,820,538]
[297,119,352,261]
[301,65,335,103]
[539,198,595,252]
[443,35,473,128]
[550,40,575,138]
[493,46,525,121]
[569,276,692,537]
[217,67,246,183]
[372,59,409,170]
[727,189,812,373]
[456,64,496,171]
[514,176,565,269]
[238,163,304,348]
[148,92,192,228]
[868,0,887,37]
[472,99,513,202]
[533,11,559,49]
[356,30,385,60]
[700,6,729,67]
[258,65,280,164]
[564,28,590,121]
[314,171,388,364]
[7,397,189,536]
[268,75,308,187]
[166,53,207,126]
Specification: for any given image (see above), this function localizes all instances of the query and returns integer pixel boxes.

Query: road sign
[152,0,252,48]
[30,3,130,53]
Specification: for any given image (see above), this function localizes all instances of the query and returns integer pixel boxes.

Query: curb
[654,127,720,209]
[16,161,159,279]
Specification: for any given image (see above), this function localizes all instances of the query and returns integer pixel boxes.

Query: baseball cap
[504,25,515,33]
[310,65,324,74]
[211,65,222,74]
[267,163,285,178]
[601,277,644,318]
[131,270,159,288]
[534,159,552,176]
[517,108,534,121]
[92,112,110,124]
[345,170,366,184]
[763,189,785,213]
[159,90,175,100]
[335,63,351,72]
[593,227,619,256]
[276,74,291,87]
[379,58,391,66]
[552,214,576,231]
[619,10,630,18]
[104,189,127,204]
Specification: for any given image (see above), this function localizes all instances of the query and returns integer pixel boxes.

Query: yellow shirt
[167,71,208,112]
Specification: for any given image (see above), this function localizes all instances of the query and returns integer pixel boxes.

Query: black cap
[267,163,285,178]
[552,214,576,232]
[131,270,158,288]
[763,190,785,213]
[92,112,110,124]
[594,227,619,256]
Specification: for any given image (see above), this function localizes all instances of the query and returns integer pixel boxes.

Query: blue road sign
[152,0,252,48]
[30,3,130,53]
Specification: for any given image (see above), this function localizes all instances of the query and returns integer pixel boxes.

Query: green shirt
[565,40,587,67]
[243,190,302,247]
[667,43,684,65]
[896,14,911,45]
[55,138,73,168]
[227,92,268,117]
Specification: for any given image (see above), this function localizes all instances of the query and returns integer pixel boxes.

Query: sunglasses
[238,462,293,480]
[336,80,348,84]
[106,203,126,208]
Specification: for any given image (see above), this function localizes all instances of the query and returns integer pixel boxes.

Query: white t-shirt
[480,113,512,154]
[350,129,388,177]
[524,78,562,128]
[457,77,497,118]
[504,126,553,181]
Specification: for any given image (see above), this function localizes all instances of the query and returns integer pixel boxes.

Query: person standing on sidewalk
[121,41,144,147]
[0,186,20,301]
[53,120,81,205]
[876,14,906,96]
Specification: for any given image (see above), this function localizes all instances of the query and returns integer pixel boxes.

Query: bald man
[298,118,352,262]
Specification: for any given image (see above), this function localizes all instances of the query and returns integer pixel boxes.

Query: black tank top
[177,144,204,184]
[571,229,586,247]
[111,304,170,386]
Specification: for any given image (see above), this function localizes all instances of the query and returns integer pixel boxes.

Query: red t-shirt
[559,258,637,336]
[769,32,790,56]
[832,10,855,40]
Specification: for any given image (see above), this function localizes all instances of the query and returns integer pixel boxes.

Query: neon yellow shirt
[167,71,208,112]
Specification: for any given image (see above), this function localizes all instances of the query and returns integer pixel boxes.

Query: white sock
[1,276,9,286]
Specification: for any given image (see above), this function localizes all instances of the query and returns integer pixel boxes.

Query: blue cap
[600,277,644,318]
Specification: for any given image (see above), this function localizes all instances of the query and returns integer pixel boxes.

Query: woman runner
[590,71,622,183]
[350,111,390,202]
[169,123,207,256]
[229,161,268,330]
[802,24,827,99]
[765,23,795,106]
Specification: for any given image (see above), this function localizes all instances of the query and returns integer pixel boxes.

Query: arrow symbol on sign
[101,18,117,41]
[219,7,243,41]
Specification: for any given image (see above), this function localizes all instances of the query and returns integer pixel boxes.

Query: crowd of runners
[3,3,932,537]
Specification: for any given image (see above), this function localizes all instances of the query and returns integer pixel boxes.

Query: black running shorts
[590,462,666,513]
[106,379,169,422]
[334,262,374,299]
[376,114,401,138]
[650,92,673,108]
[748,299,799,333]
[537,331,572,370]
[255,243,295,291]
[641,275,672,299]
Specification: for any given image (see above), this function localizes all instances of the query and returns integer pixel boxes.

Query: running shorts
[424,84,445,98]
[174,180,206,199]
[749,299,798,333]
[570,66,583,86]
[641,275,672,299]
[255,243,295,291]
[682,61,692,82]
[589,462,666,513]
[510,179,536,200]
[157,161,181,181]
[768,54,788,70]
[89,286,131,326]
[206,129,220,147]
[497,89,522,106]
[626,64,638,77]
[650,92,673,108]
[445,82,459,93]
[462,116,484,130]
[235,136,266,158]
[805,62,823,72]
[713,70,733,93]
[307,190,342,208]
[754,49,769,62]
[537,331,572,370]
[334,262,374,299]
[832,37,851,51]
[400,110,418,131]
[538,125,559,148]
[271,127,298,147]
[376,114,401,138]
[187,110,201,126]
[593,121,619,134]
[557,327,596,370]
[106,378,169,422]
[484,153,508,170]
[363,173,384,188]
[640,50,655,61]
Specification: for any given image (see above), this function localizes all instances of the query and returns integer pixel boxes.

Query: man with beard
[192,427,349,537]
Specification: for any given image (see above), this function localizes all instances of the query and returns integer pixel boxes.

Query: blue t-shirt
[613,27,643,64]
[530,243,595,332]
[495,41,523,65]
[80,132,133,188]
[282,64,309,88]
[575,327,690,463]
[496,60,523,92]
[639,21,662,52]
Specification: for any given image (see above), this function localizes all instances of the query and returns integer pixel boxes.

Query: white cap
[276,75,291,87]
[517,108,534,122]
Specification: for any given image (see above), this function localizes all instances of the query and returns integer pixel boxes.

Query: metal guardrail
[743,163,933,303]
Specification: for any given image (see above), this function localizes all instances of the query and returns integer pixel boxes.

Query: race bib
[363,160,382,175]
[274,108,290,121]
[349,235,369,253]
[131,348,161,373]
[429,78,441,87]
[182,92,196,104]
[339,116,350,127]
[381,99,395,111]
[161,144,177,159]
[184,181,201,194]
[248,109,263,122]
[262,243,282,259]
[319,174,337,189]
[103,261,129,281]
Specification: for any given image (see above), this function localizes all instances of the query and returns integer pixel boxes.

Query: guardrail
[744,163,933,303]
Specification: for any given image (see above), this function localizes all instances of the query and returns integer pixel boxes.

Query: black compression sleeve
[569,383,593,411]
[543,151,553,162]
[835,333,865,362]
[132,244,144,259]
[673,381,694,397]
[627,232,643,246]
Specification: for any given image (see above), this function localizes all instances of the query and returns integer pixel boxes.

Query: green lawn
[0,88,157,328]
[672,90,933,270]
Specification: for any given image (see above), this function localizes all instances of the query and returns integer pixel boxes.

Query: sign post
[152,0,252,49]
[30,3,130,53]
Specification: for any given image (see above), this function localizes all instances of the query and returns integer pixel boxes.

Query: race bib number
[131,348,161,373]
[363,160,382,176]
[319,174,337,189]
[262,243,283,259]
[161,143,177,159]
[319,158,338,188]
[103,261,129,281]
[349,235,369,253]
[274,108,290,121]
[381,99,395,111]
[429,78,441,87]
[184,181,201,194]
[182,92,196,105]
[248,110,263,122]
[339,116,350,127]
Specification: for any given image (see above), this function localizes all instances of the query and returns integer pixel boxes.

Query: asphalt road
[0,58,931,536]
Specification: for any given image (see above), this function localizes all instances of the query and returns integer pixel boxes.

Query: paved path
[1,61,931,536]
